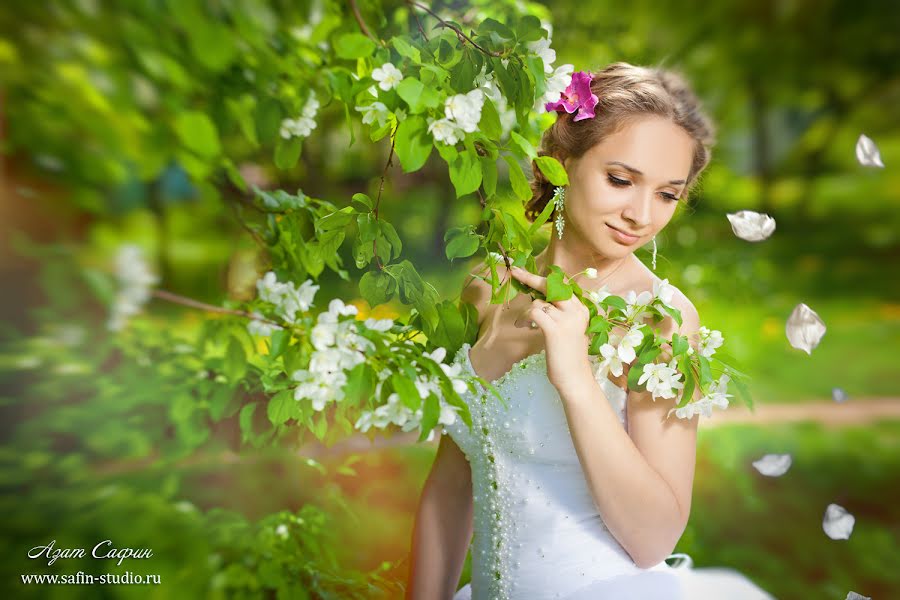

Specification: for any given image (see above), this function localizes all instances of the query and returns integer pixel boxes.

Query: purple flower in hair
[544,70,599,121]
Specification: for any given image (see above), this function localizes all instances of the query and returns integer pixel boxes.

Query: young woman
[406,62,776,600]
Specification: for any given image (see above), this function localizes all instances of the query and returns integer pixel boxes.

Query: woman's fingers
[509,266,547,295]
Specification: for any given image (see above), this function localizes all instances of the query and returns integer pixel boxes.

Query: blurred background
[1,1,898,598]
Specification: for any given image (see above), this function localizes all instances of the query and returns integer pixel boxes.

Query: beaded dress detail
[443,342,776,600]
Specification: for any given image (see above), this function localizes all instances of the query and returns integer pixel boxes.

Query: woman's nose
[621,193,653,228]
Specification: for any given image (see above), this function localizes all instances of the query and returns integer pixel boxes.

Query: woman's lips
[606,223,640,244]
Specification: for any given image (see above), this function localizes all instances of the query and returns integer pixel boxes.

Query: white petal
[832,387,849,403]
[846,592,871,600]
[785,302,827,354]
[855,133,884,168]
[726,210,777,242]
[752,453,792,477]
[822,503,855,540]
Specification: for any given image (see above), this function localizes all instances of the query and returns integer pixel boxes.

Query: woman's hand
[509,266,593,393]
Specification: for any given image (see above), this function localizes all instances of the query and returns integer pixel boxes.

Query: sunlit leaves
[534,155,568,186]
[395,115,433,171]
[396,77,440,113]
[334,32,376,59]
[173,111,221,158]
[503,155,531,201]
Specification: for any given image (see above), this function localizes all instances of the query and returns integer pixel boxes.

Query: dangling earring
[651,235,658,270]
[552,186,566,239]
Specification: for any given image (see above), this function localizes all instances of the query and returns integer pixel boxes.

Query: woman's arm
[555,294,702,569]
[405,433,474,600]
[406,260,489,598]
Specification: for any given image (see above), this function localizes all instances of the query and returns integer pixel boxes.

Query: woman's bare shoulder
[460,259,495,326]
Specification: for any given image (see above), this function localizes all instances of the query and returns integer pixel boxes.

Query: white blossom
[526,36,557,73]
[823,503,855,540]
[622,289,654,322]
[785,302,826,355]
[585,268,598,279]
[536,63,574,113]
[595,342,623,379]
[638,359,685,401]
[855,133,884,168]
[612,326,644,364]
[255,272,319,324]
[726,210,776,242]
[355,101,390,128]
[247,311,283,337]
[275,524,289,539]
[372,62,403,91]
[752,453,792,477]
[652,278,677,307]
[444,88,484,133]
[280,91,319,140]
[108,244,159,331]
[427,116,463,145]
[669,373,731,419]
[698,326,724,358]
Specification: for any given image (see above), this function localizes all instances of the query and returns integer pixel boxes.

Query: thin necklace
[537,254,628,291]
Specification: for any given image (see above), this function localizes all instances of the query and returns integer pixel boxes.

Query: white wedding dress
[441,342,776,600]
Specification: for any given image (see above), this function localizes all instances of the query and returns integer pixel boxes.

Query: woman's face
[562,115,695,256]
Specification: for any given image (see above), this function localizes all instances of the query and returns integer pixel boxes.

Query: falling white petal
[726,210,776,242]
[822,503,855,540]
[752,453,792,477]
[845,592,871,600]
[832,387,849,403]
[855,134,884,168]
[785,302,826,354]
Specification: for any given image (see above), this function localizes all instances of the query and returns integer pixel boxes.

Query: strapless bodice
[441,342,684,599]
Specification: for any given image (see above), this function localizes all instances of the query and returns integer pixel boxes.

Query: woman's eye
[607,174,630,187]
[661,192,679,202]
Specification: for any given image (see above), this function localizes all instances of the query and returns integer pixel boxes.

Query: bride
[405,62,776,600]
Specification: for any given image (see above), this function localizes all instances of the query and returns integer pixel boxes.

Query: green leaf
[360,270,396,305]
[503,155,531,201]
[659,302,683,327]
[545,268,573,301]
[534,155,569,186]
[269,328,289,358]
[334,32,376,59]
[480,97,502,140]
[445,226,480,260]
[392,373,421,410]
[419,393,440,441]
[274,136,302,170]
[239,403,257,441]
[672,333,688,356]
[601,295,628,312]
[509,131,537,160]
[480,155,497,197]
[351,192,373,210]
[174,111,221,158]
[224,337,247,382]
[732,375,754,410]
[267,390,296,426]
[527,189,557,235]
[396,77,439,113]
[391,36,421,63]
[395,115,433,172]
[449,151,483,197]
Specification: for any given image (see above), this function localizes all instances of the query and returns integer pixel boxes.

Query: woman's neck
[534,243,636,293]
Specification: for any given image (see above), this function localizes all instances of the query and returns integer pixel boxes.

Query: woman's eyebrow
[605,161,686,185]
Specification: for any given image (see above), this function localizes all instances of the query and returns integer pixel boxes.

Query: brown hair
[525,61,717,222]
